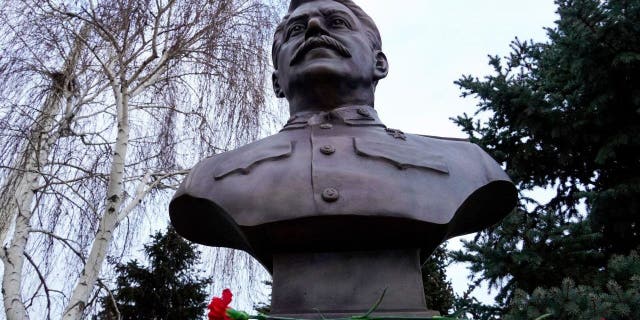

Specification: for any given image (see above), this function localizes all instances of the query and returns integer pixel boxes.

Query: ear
[373,51,389,81]
[272,71,285,98]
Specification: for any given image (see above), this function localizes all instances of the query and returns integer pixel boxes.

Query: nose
[305,17,329,40]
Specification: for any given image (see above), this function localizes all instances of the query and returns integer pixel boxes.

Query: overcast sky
[358,0,557,137]
[351,0,558,304]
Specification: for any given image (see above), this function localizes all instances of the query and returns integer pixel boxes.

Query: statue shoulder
[415,133,470,142]
[215,135,294,180]
[176,134,294,196]
[171,154,219,200]
[408,132,509,180]
[407,132,475,151]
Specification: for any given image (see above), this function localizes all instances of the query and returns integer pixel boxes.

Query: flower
[208,289,233,320]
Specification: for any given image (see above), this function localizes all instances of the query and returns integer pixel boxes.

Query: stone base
[269,310,440,319]
[270,249,435,316]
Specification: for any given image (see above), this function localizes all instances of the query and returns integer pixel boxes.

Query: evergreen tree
[450,0,640,318]
[96,226,211,319]
[422,245,455,314]
[505,251,640,320]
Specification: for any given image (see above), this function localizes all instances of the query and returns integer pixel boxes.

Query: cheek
[278,45,297,63]
[352,49,375,66]
[349,39,375,58]
[276,59,290,75]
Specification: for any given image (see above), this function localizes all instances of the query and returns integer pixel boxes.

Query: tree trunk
[62,86,130,320]
[0,24,88,320]
[1,102,60,320]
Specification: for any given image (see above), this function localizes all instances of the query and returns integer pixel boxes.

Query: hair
[272,0,382,69]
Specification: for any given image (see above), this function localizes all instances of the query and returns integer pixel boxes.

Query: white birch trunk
[1,101,60,320]
[0,25,88,319]
[61,85,130,320]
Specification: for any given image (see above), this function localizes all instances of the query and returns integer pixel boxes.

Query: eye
[331,17,348,28]
[288,23,305,37]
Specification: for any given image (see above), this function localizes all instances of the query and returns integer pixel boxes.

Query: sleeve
[169,157,253,256]
[444,143,518,238]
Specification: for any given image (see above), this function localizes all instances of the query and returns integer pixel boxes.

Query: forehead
[288,1,356,21]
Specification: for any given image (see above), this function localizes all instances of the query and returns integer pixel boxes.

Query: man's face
[274,0,382,97]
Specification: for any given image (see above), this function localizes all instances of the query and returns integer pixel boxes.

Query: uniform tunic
[170,105,517,270]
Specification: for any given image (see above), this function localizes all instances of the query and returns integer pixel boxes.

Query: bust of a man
[170,0,516,316]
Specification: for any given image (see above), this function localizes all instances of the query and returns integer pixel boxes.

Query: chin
[293,60,351,80]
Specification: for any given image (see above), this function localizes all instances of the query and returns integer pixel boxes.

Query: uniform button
[319,123,333,129]
[321,188,340,202]
[320,145,336,155]
[357,107,371,117]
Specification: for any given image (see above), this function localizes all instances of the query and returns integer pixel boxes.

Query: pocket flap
[214,141,293,179]
[354,138,449,174]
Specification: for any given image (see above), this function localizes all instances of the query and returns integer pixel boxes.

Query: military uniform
[170,105,517,270]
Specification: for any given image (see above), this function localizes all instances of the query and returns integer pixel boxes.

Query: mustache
[289,35,352,66]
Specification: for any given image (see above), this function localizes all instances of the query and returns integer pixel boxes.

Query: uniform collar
[282,105,386,130]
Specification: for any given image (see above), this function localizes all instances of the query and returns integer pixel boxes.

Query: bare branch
[24,252,52,320]
[0,0,281,318]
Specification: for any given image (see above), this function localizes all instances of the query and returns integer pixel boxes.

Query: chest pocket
[213,141,293,180]
[353,138,449,174]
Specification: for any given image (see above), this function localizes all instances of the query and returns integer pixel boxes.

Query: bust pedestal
[270,248,439,318]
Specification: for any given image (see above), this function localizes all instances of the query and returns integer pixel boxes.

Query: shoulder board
[417,134,470,142]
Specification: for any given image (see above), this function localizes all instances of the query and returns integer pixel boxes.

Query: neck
[286,78,375,114]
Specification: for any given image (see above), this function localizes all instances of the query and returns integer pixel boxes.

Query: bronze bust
[170,0,517,316]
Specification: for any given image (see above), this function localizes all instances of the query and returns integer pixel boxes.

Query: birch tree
[0,0,281,318]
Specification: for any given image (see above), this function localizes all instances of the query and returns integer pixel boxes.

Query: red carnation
[208,289,233,320]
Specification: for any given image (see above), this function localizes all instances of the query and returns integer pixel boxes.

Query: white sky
[353,0,558,305]
[357,0,557,137]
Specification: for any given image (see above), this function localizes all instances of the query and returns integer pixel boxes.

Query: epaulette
[416,134,470,142]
